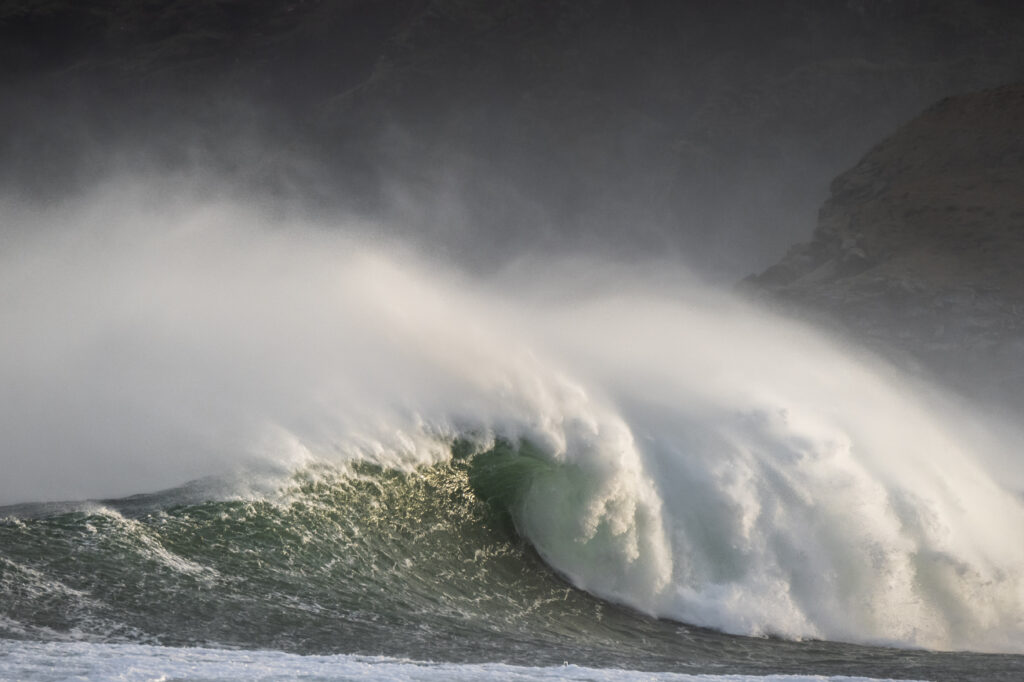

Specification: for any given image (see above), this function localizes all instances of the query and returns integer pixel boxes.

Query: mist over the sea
[3,180,1024,655]
[3,2,1024,679]
[4,1,1024,280]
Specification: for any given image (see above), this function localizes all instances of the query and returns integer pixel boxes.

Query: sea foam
[0,640,927,682]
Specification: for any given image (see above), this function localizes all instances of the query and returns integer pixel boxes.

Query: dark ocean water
[2,447,1023,681]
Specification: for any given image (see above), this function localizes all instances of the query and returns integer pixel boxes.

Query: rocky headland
[747,83,1024,407]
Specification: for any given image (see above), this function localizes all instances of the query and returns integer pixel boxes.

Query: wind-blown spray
[2,183,1023,654]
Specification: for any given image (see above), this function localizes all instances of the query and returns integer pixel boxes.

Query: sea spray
[2,183,1024,654]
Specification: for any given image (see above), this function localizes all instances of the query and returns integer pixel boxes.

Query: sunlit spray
[2,182,1023,653]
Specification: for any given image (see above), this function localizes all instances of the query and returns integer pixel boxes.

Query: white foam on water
[0,640,929,682]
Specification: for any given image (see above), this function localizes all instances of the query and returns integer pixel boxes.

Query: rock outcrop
[747,83,1024,406]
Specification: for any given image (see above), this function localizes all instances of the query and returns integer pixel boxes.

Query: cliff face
[748,84,1024,405]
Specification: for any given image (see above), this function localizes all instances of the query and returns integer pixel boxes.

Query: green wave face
[5,445,1023,680]
[0,441,692,668]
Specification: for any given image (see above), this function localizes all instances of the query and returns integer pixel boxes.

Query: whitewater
[2,182,1024,680]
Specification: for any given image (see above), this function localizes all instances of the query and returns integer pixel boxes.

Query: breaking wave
[2,184,1024,655]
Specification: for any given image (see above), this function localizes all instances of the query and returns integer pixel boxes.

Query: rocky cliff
[748,83,1024,406]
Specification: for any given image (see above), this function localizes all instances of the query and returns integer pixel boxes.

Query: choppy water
[0,456,1021,681]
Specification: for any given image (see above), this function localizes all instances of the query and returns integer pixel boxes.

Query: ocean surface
[3,458,1024,681]
[2,192,1024,680]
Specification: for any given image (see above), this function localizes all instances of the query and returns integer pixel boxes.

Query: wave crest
[2,187,1024,653]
